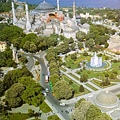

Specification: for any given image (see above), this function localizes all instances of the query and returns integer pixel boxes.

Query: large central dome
[35,0,55,13]
[95,91,119,108]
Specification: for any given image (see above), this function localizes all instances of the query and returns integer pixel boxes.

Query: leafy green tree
[0,23,8,31]
[80,73,88,82]
[86,104,101,120]
[49,73,60,86]
[20,33,37,48]
[0,48,17,67]
[5,83,25,108]
[75,98,85,108]
[94,113,112,120]
[0,25,25,44]
[76,31,86,42]
[3,67,33,90]
[0,81,4,97]
[85,38,95,50]
[79,85,84,92]
[70,43,76,50]
[11,37,22,49]
[73,101,91,120]
[19,77,44,106]
[23,41,37,53]
[53,80,74,100]
[78,42,83,49]
[71,54,77,60]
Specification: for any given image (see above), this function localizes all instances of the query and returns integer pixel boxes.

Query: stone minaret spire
[11,1,17,25]
[57,0,60,11]
[73,0,76,20]
[25,1,31,31]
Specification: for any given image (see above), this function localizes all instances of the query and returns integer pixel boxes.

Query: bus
[45,75,49,83]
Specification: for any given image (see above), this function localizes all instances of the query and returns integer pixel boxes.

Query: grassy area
[65,53,90,69]
[40,101,52,113]
[91,79,116,88]
[65,53,120,83]
[60,67,67,72]
[111,62,120,75]
[109,79,120,82]
[48,115,61,120]
[2,113,30,120]
[62,75,90,97]
[64,53,111,70]
[117,94,120,99]
[68,73,80,80]
[76,69,105,79]
[85,83,98,91]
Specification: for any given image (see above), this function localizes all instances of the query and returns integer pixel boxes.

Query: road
[23,52,71,120]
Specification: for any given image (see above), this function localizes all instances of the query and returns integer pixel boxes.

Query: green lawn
[62,75,90,97]
[3,113,30,120]
[76,69,105,79]
[68,73,80,80]
[85,83,98,91]
[60,67,67,72]
[64,53,111,70]
[65,54,90,69]
[64,53,120,82]
[48,115,61,120]
[91,79,116,88]
[40,101,52,113]
[117,94,120,99]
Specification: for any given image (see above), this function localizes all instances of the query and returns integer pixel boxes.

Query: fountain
[85,52,108,70]
[90,52,102,67]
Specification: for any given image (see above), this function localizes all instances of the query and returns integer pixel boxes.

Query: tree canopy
[53,80,73,100]
[72,100,112,120]
[5,83,25,108]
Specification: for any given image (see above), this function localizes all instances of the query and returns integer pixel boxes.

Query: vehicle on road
[42,91,47,96]
[45,75,49,83]
[45,88,49,93]
[60,103,66,106]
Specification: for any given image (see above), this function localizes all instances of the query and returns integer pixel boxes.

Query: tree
[19,77,44,106]
[20,33,37,48]
[3,67,33,90]
[0,81,4,97]
[85,38,95,50]
[53,80,74,100]
[73,101,91,120]
[0,25,25,44]
[80,73,88,82]
[71,54,77,60]
[94,113,112,120]
[78,42,83,50]
[76,31,86,42]
[75,98,85,108]
[79,85,84,92]
[5,83,25,108]
[86,104,101,120]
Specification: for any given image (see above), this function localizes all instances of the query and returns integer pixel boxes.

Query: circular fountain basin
[86,62,107,69]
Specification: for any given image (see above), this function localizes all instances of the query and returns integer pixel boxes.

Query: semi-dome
[16,5,24,10]
[95,91,119,108]
[34,0,55,13]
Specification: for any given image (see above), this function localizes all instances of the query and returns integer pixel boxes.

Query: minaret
[25,1,31,31]
[11,1,17,25]
[57,0,60,11]
[73,1,76,20]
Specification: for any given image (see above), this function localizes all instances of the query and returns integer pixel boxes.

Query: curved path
[22,52,71,120]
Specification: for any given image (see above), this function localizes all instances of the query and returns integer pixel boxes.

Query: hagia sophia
[11,0,80,38]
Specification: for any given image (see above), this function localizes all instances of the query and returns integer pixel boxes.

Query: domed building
[34,0,55,13]
[95,91,119,108]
